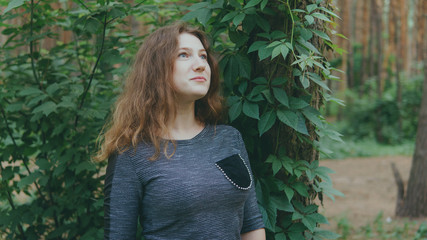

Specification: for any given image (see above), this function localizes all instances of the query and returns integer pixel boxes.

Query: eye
[200,53,208,60]
[178,52,189,58]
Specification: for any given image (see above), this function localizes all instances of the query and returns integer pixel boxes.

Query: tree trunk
[368,0,375,79]
[374,0,384,143]
[415,0,426,75]
[346,0,355,89]
[359,0,369,97]
[396,15,427,217]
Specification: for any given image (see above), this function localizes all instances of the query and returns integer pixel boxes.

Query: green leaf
[297,27,313,41]
[277,109,298,130]
[223,55,239,90]
[302,106,322,127]
[275,233,286,240]
[3,0,25,14]
[304,15,314,25]
[248,41,268,53]
[308,72,331,91]
[280,45,289,60]
[292,182,309,197]
[85,17,101,33]
[315,166,334,182]
[302,214,317,232]
[258,110,276,136]
[195,8,212,26]
[233,13,246,26]
[297,38,320,54]
[5,102,22,112]
[288,231,306,240]
[271,77,288,85]
[258,46,273,60]
[266,41,281,49]
[271,31,286,40]
[284,185,294,201]
[296,113,309,135]
[46,83,60,96]
[261,90,274,104]
[318,7,341,19]
[242,100,259,119]
[289,97,309,109]
[311,12,332,23]
[272,157,282,175]
[18,87,44,96]
[229,100,242,122]
[271,45,281,59]
[221,11,238,22]
[237,54,251,78]
[300,75,310,89]
[255,15,270,32]
[32,101,57,116]
[17,171,42,190]
[252,77,268,84]
[271,195,294,212]
[188,1,210,10]
[311,29,331,41]
[306,4,317,13]
[273,88,289,107]
[244,0,262,9]
[110,6,126,18]
[259,205,276,231]
[75,161,96,174]
[260,0,268,10]
[313,228,341,239]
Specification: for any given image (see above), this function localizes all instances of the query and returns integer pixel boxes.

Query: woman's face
[172,33,211,103]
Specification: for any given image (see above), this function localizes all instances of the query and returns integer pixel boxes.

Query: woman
[96,22,265,240]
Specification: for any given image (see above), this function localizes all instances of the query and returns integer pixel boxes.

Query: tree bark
[396,15,427,217]
[374,0,384,143]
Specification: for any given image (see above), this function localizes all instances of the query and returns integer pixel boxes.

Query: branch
[30,0,40,87]
[78,0,92,13]
[0,164,26,238]
[74,11,108,127]
[0,106,47,203]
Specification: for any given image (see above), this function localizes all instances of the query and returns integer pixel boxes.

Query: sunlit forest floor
[319,156,427,239]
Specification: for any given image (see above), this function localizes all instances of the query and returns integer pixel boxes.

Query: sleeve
[236,131,265,234]
[104,152,143,240]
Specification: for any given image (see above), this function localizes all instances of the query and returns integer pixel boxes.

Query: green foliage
[183,0,343,239]
[0,0,186,238]
[339,74,422,145]
[1,0,342,239]
[332,213,425,240]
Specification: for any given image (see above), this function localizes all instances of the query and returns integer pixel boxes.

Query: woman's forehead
[177,33,206,50]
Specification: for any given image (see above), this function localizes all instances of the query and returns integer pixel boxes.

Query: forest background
[0,0,426,239]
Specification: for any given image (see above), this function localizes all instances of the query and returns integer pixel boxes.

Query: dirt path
[318,156,425,229]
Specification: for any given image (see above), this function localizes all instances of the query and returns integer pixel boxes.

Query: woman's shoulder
[211,124,243,140]
[213,124,239,134]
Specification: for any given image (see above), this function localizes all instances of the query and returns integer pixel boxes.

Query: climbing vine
[184,0,343,239]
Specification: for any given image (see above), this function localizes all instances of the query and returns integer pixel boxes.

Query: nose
[192,56,206,72]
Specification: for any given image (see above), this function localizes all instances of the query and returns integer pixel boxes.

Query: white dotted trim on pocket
[215,154,253,190]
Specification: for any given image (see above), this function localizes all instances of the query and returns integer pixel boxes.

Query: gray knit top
[104,125,264,240]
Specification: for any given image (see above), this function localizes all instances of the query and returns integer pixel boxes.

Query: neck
[166,101,204,140]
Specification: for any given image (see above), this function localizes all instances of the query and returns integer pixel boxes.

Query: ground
[319,156,427,238]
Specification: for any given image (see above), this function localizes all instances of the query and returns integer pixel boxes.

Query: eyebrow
[178,47,207,52]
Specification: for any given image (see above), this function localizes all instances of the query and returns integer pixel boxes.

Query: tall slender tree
[396,15,427,217]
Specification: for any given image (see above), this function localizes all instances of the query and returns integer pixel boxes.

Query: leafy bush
[0,0,184,238]
[1,0,343,239]
[340,74,422,144]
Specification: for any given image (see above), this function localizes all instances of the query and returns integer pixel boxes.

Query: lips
[190,76,207,82]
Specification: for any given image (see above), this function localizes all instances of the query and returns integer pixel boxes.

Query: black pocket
[215,154,252,190]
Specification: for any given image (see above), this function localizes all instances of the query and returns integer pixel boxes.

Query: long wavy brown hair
[95,23,223,161]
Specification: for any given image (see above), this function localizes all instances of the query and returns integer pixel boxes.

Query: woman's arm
[104,153,142,239]
[241,228,266,240]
